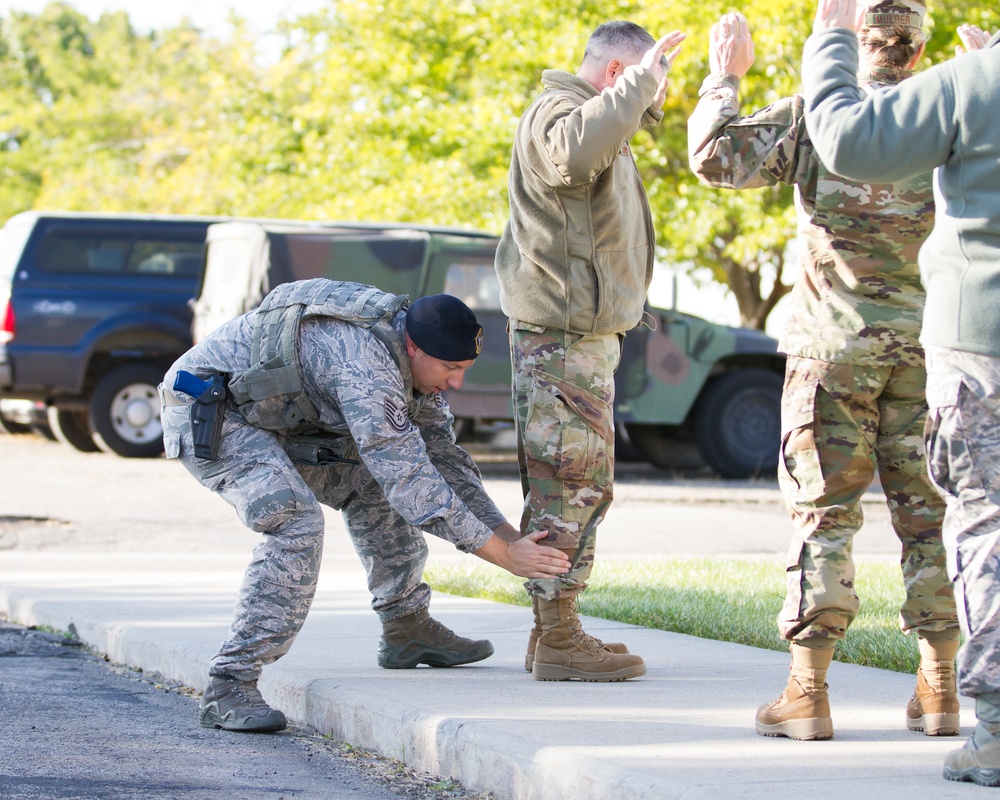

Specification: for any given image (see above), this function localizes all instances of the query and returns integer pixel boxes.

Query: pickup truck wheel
[46,407,99,452]
[624,423,707,470]
[693,368,782,479]
[89,364,165,458]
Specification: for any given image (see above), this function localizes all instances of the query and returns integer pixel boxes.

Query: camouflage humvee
[193,220,785,478]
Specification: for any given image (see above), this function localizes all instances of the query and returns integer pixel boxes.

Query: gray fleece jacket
[802,28,1000,358]
[494,66,662,335]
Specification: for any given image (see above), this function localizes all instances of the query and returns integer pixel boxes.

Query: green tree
[2,1,997,330]
[260,0,1000,329]
[0,3,275,217]
[645,1,1000,328]
[260,0,612,226]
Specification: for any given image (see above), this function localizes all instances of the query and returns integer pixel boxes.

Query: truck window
[443,260,502,311]
[132,241,205,276]
[0,216,34,284]
[37,232,204,277]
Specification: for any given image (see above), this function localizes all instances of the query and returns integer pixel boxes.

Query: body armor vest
[229,279,410,431]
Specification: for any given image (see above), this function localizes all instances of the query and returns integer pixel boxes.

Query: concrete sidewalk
[0,434,978,799]
[0,554,979,800]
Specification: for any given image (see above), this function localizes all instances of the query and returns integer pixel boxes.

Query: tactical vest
[229,279,410,432]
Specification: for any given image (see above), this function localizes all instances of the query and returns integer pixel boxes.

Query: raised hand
[710,12,755,78]
[641,30,687,109]
[813,0,864,35]
[956,23,992,55]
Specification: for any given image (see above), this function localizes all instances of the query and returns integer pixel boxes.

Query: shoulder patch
[384,396,410,433]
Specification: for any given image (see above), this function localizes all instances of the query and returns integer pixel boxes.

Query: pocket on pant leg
[522,379,608,482]
[778,378,825,499]
[778,539,807,638]
[218,461,318,534]
[924,380,972,504]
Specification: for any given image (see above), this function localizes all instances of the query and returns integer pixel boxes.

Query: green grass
[424,557,925,673]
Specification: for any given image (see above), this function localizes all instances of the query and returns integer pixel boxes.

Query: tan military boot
[907,638,960,736]
[532,596,645,682]
[524,595,629,672]
[755,643,835,740]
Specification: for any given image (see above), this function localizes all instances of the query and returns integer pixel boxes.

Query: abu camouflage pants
[925,346,1000,697]
[510,321,619,600]
[161,398,432,681]
[777,356,958,646]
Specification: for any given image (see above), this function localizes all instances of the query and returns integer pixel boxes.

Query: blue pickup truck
[0,211,218,457]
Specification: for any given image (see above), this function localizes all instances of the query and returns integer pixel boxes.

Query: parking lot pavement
[3,432,955,800]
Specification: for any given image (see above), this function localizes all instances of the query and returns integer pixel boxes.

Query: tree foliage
[1,1,997,328]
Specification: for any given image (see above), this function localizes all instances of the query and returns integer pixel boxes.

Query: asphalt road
[0,619,489,800]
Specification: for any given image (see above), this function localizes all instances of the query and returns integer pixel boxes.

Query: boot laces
[565,600,608,653]
[412,611,462,645]
[220,677,269,709]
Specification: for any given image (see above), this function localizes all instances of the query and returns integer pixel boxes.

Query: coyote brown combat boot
[907,638,960,736]
[755,643,834,740]
[524,595,629,672]
[198,674,287,732]
[378,607,494,669]
[531,596,645,682]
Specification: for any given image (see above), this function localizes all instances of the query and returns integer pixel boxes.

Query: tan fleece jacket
[494,66,662,335]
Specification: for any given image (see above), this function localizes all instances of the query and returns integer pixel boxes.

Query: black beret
[405,294,484,362]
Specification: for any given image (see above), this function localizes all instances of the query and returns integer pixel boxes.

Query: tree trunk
[724,251,792,331]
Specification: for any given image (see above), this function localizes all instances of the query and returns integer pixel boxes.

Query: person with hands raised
[690,3,961,743]
[803,0,1000,786]
[495,21,684,683]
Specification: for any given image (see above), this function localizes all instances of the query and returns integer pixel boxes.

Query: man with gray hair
[495,21,684,682]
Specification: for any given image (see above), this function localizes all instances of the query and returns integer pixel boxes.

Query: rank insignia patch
[384,396,410,433]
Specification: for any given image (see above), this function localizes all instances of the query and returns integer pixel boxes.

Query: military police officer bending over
[160,279,570,733]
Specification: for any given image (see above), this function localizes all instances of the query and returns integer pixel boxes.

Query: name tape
[864,11,922,28]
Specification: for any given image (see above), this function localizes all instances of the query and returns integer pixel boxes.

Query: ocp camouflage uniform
[511,321,620,599]
[160,281,504,680]
[494,63,659,603]
[689,67,958,647]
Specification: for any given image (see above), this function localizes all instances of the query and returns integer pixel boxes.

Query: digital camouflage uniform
[161,281,504,680]
[511,321,620,599]
[925,346,1000,695]
[688,68,958,647]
